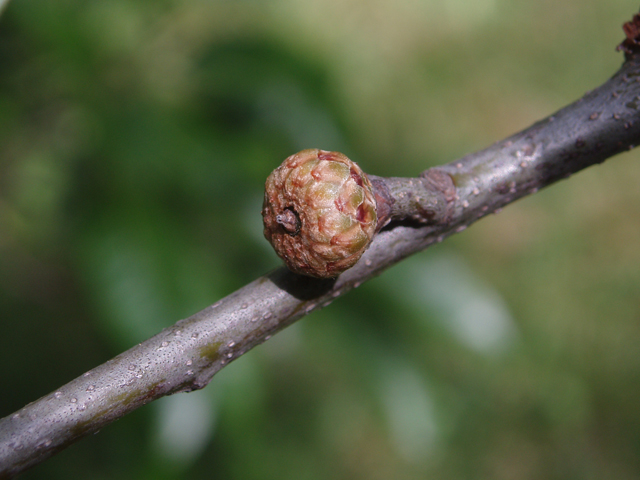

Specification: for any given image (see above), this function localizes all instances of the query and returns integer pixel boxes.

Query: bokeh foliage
[2,1,640,479]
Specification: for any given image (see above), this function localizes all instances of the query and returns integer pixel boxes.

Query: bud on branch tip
[262,149,377,278]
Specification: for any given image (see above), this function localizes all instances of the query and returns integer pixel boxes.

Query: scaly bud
[262,149,377,278]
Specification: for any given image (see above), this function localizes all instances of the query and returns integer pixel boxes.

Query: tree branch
[2,45,640,480]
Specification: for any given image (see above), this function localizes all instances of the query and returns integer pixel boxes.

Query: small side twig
[370,170,456,231]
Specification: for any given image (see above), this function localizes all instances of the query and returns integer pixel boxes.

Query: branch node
[370,176,395,231]
[420,168,456,222]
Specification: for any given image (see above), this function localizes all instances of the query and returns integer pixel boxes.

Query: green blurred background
[2,1,640,479]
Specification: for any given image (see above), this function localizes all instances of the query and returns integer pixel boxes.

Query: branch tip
[617,11,640,58]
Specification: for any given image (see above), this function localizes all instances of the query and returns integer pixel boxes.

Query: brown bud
[262,149,377,278]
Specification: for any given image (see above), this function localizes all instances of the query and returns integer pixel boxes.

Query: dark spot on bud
[350,168,363,187]
[276,208,301,236]
[356,204,367,222]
